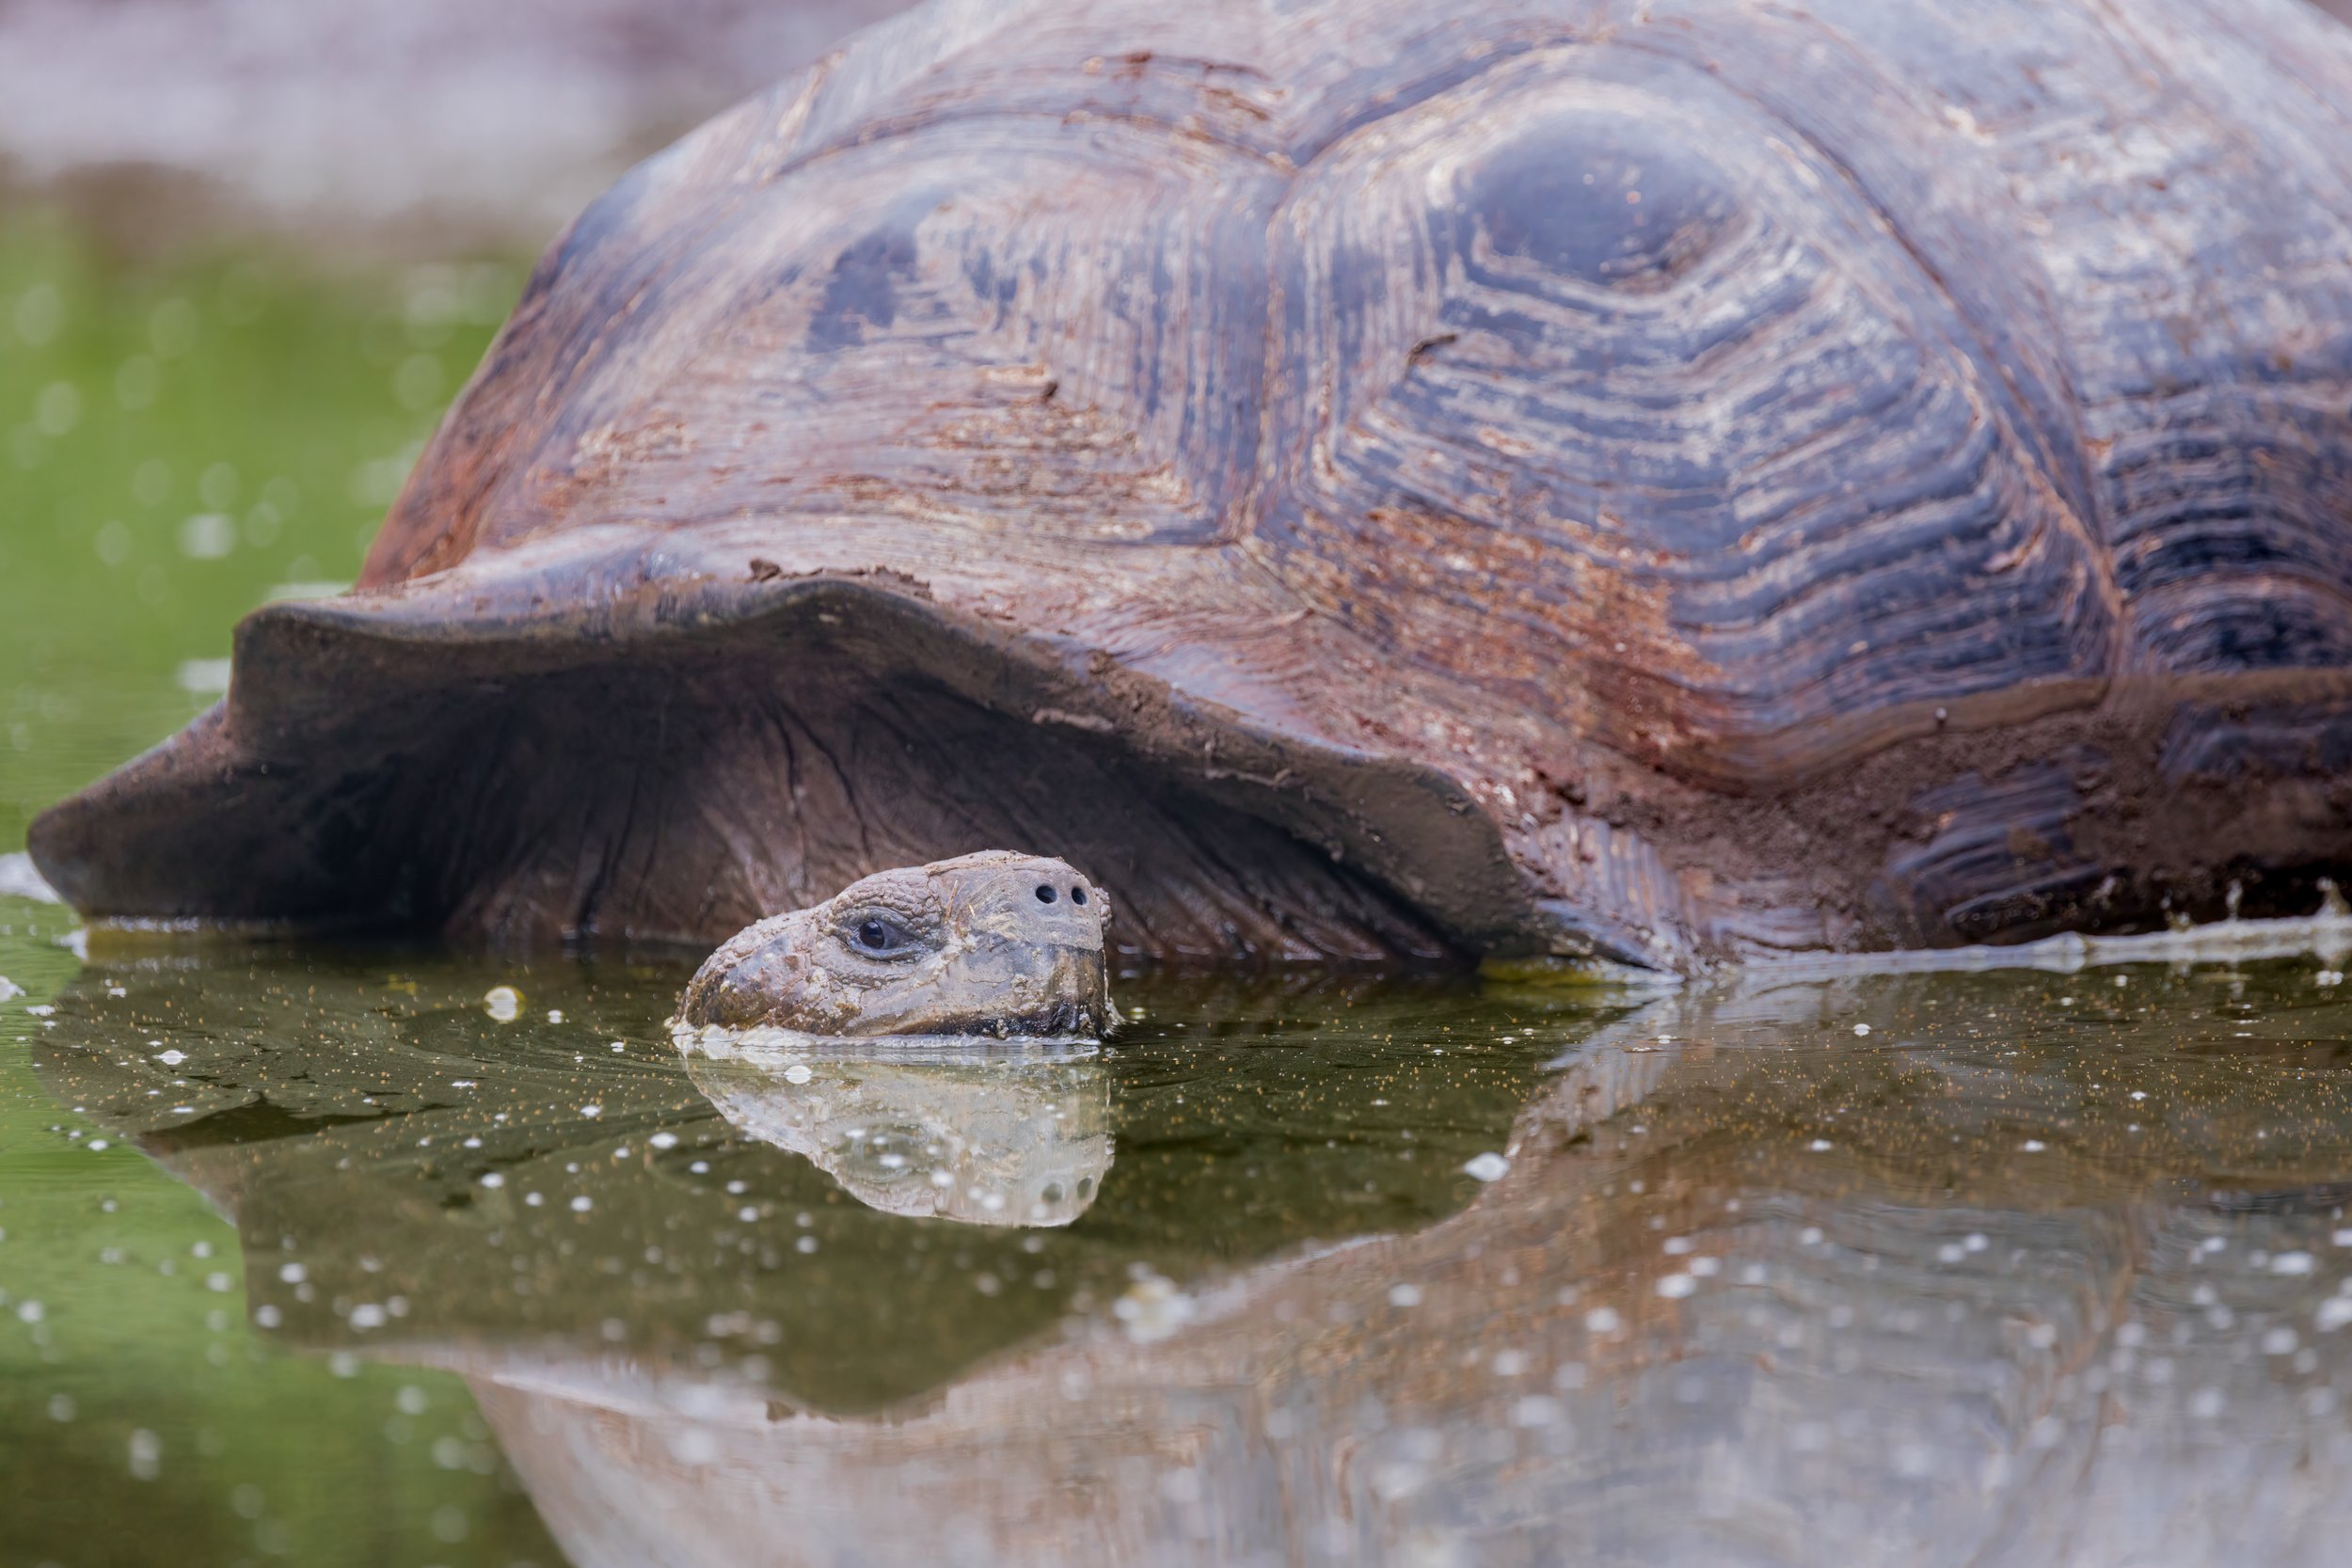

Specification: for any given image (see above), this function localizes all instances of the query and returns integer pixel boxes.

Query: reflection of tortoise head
[675,852,1111,1040]
[680,1033,1113,1227]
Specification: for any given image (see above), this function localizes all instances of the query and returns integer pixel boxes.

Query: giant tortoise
[30,0,2352,971]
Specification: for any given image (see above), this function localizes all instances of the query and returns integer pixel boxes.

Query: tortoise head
[675,851,1112,1038]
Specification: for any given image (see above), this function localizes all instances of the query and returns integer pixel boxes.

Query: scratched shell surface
[30,0,2352,968]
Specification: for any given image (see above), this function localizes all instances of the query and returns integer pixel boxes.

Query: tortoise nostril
[1071,886,1088,906]
[1036,884,1057,903]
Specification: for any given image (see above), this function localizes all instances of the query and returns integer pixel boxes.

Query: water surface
[11,902,2352,1565]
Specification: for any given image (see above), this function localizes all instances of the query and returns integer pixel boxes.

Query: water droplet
[1462,1151,1510,1182]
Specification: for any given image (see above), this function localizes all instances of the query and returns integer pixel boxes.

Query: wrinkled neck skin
[675,852,1113,1040]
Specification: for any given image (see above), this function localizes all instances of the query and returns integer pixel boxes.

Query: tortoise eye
[849,913,918,957]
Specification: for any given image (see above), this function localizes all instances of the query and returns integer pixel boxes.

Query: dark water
[11,888,2352,1566]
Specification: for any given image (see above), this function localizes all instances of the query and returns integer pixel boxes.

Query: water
[14,209,2352,1567]
[12,909,2352,1566]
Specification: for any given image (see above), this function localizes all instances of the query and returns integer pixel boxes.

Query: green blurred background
[0,211,516,853]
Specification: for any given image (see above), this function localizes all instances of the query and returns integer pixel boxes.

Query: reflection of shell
[676,1024,1110,1227]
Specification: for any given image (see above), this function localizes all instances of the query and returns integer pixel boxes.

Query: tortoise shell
[32,0,2352,969]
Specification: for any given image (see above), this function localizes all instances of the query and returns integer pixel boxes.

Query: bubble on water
[350,1304,386,1329]
[483,986,521,1022]
[88,520,134,569]
[128,1429,160,1481]
[14,282,63,345]
[16,1301,41,1323]
[198,462,238,511]
[394,354,447,411]
[1389,1283,1423,1308]
[783,1063,813,1085]
[177,513,234,560]
[150,299,199,357]
[264,579,350,606]
[171,658,232,696]
[1114,1272,1195,1342]
[571,1196,593,1212]
[1510,1395,1565,1428]
[649,1132,679,1150]
[1852,1023,1870,1036]
[1462,1151,1510,1182]
[2273,1252,2316,1275]
[0,977,18,1002]
[348,453,414,507]
[130,457,170,506]
[115,355,160,411]
[2022,1140,2047,1153]
[1584,1307,1623,1335]
[1657,1274,1696,1299]
[668,1427,721,1465]
[46,1392,74,1422]
[580,1103,601,1118]
[2187,1387,2226,1419]
[34,381,81,437]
